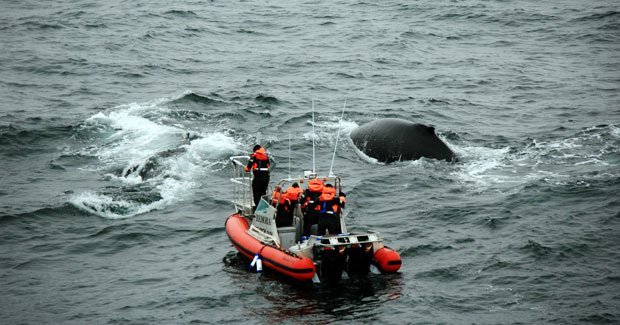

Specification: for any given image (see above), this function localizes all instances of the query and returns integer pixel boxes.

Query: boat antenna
[329,99,346,177]
[288,132,291,180]
[311,99,316,174]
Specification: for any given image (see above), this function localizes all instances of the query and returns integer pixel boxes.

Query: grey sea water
[1,0,619,323]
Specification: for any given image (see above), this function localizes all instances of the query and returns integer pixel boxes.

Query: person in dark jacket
[244,145,270,208]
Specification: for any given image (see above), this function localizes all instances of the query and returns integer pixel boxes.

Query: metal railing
[230,156,253,216]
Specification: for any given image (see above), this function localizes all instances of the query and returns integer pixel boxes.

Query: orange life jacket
[244,147,270,172]
[318,186,339,214]
[307,178,324,192]
[271,187,282,206]
[303,178,324,209]
[319,186,336,201]
[283,186,303,203]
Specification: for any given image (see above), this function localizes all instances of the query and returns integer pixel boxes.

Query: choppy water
[1,0,619,323]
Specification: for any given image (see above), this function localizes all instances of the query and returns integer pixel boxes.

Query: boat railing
[300,232,385,255]
[230,156,253,216]
[314,232,382,246]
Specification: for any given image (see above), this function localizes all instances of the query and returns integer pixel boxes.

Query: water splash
[69,94,243,219]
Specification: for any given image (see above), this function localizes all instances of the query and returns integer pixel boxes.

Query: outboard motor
[346,244,373,276]
[318,246,347,283]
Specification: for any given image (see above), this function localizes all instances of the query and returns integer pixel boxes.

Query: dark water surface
[1,0,619,323]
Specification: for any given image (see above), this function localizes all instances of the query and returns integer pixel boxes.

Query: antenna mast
[329,99,346,177]
[288,132,291,180]
[312,99,316,174]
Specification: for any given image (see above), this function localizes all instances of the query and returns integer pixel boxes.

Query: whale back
[350,118,456,163]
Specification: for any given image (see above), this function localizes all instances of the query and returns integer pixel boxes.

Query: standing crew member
[244,145,271,209]
[317,184,344,236]
[302,178,324,236]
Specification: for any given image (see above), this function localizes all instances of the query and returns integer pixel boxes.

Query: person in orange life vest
[275,182,303,227]
[301,178,324,236]
[317,183,345,236]
[283,182,303,207]
[244,145,270,208]
[270,186,282,207]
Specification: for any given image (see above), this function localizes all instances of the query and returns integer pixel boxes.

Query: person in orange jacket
[317,184,345,236]
[283,182,303,206]
[302,178,324,236]
[275,182,303,227]
[270,186,282,207]
[244,145,270,208]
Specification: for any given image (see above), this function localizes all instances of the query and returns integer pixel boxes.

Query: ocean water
[1,0,619,323]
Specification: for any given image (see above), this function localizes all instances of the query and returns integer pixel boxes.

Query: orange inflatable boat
[226,156,401,283]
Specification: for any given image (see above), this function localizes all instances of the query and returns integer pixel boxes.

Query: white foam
[449,143,515,190]
[185,133,242,160]
[87,105,182,161]
[448,123,620,192]
[303,118,359,146]
[70,191,145,220]
[453,145,510,175]
[106,171,144,185]
[518,130,616,167]
[574,158,608,166]
[71,94,243,219]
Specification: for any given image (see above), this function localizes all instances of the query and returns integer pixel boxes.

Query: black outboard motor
[318,246,347,283]
[346,244,372,276]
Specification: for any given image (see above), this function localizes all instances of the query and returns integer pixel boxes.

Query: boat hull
[225,213,316,282]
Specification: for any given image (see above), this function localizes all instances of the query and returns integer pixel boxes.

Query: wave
[163,10,198,17]
[169,91,228,106]
[399,244,454,257]
[516,124,618,169]
[68,94,244,219]
[0,203,88,221]
[255,94,280,104]
[70,191,157,219]
[0,122,75,156]
[520,240,552,259]
[415,262,475,280]
[70,134,241,219]
[571,11,619,22]
[442,124,620,193]
[17,20,65,30]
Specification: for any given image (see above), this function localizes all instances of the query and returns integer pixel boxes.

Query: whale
[349,118,456,163]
